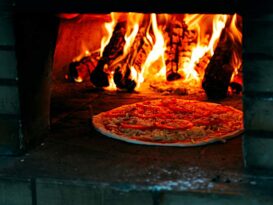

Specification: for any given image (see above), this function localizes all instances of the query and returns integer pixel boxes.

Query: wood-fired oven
[1,0,273,204]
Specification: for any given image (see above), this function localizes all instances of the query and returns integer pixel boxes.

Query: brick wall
[243,2,273,169]
[0,3,59,155]
[0,3,23,155]
[14,13,59,152]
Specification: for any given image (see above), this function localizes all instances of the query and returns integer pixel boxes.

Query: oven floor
[1,83,273,205]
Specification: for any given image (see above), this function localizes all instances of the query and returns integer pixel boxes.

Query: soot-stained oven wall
[0,1,21,155]
[14,13,59,152]
[243,1,273,169]
[0,1,59,154]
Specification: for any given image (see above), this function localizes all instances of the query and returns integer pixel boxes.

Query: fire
[100,13,119,57]
[229,14,243,83]
[104,71,117,91]
[123,13,144,55]
[178,15,227,86]
[68,13,242,94]
[142,13,167,83]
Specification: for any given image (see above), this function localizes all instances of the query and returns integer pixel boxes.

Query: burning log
[66,61,81,82]
[194,52,211,76]
[130,29,152,73]
[229,65,243,94]
[165,20,184,81]
[178,28,198,75]
[114,66,137,92]
[229,82,242,94]
[165,20,198,82]
[90,22,126,88]
[66,54,99,83]
[65,14,242,95]
[113,26,152,91]
[202,28,233,99]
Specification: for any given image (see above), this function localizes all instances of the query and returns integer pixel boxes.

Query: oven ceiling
[13,0,241,14]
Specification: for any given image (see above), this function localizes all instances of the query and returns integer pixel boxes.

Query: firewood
[165,20,185,81]
[229,82,242,94]
[67,61,80,82]
[178,28,198,77]
[114,66,137,92]
[131,29,152,72]
[194,52,211,77]
[164,20,198,82]
[202,28,233,99]
[113,25,152,91]
[90,22,126,88]
[66,55,98,82]
[229,64,243,94]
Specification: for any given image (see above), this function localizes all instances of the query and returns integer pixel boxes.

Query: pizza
[92,98,243,147]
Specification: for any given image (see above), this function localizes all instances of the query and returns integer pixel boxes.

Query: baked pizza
[92,98,243,147]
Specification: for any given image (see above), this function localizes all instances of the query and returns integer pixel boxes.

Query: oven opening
[51,13,243,146]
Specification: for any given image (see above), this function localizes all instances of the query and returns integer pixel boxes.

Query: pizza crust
[92,99,244,147]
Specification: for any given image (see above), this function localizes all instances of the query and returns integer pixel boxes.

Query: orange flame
[100,13,119,57]
[141,14,167,86]
[229,14,243,82]
[93,13,242,92]
[104,71,117,91]
[123,13,144,55]
[179,14,228,85]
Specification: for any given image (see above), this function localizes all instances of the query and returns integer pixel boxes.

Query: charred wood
[66,55,98,82]
[131,28,152,72]
[165,20,198,81]
[165,20,184,81]
[202,28,233,99]
[114,66,137,92]
[229,65,243,94]
[229,82,242,94]
[113,26,152,91]
[90,22,126,88]
[90,60,109,87]
[101,22,126,60]
[194,52,211,77]
[178,28,198,74]
[67,61,80,82]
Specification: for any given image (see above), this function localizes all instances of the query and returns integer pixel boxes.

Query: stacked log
[90,22,126,87]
